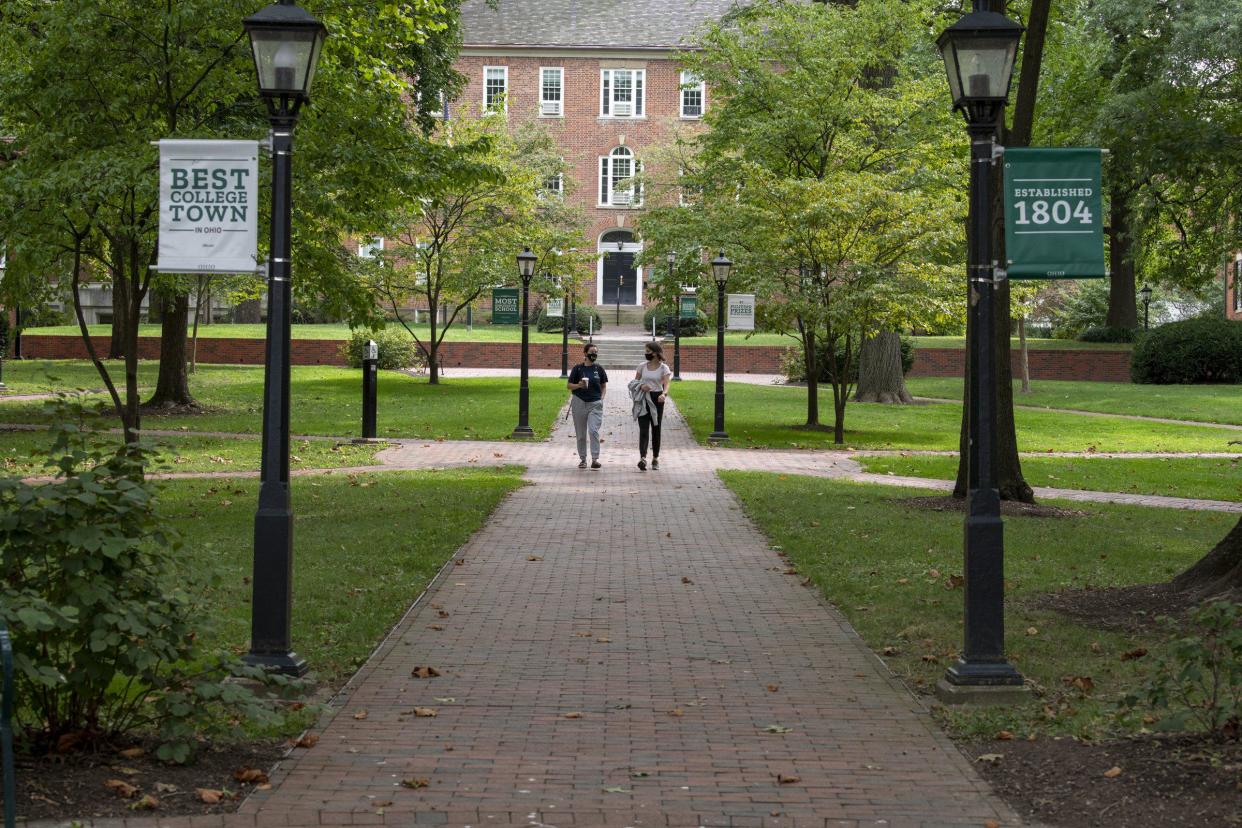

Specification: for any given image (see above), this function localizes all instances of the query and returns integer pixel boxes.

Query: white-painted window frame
[680,71,705,118]
[598,147,642,207]
[539,66,563,116]
[484,65,508,112]
[600,69,645,118]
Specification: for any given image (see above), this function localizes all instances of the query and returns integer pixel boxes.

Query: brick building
[452,0,736,311]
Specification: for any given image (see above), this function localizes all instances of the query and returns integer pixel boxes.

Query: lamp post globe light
[512,247,538,438]
[1140,285,1152,331]
[668,251,683,382]
[241,0,327,676]
[709,251,732,442]
[935,3,1027,700]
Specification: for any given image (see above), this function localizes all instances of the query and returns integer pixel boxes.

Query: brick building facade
[452,0,734,308]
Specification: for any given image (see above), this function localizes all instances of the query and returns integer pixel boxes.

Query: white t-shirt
[636,361,672,392]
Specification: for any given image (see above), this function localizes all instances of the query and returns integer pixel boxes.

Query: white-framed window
[678,167,701,207]
[484,65,508,111]
[600,69,645,118]
[540,173,564,198]
[357,237,384,259]
[680,71,705,118]
[539,67,563,116]
[599,147,641,207]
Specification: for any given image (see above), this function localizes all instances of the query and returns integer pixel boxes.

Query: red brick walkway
[232,392,1018,827]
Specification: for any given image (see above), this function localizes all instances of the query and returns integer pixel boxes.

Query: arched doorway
[598,229,642,306]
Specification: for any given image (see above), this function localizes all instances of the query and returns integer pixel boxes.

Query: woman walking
[631,342,672,470]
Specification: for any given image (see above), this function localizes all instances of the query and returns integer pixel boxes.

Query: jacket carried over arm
[627,379,660,425]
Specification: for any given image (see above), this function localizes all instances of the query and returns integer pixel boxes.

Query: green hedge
[536,305,603,334]
[642,306,708,337]
[1131,318,1242,384]
[340,327,422,370]
[1078,325,1139,343]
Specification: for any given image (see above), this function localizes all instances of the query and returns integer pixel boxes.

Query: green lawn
[0,363,567,439]
[721,473,1237,738]
[160,469,524,682]
[0,428,384,476]
[674,380,1241,453]
[906,377,1242,426]
[858,454,1242,503]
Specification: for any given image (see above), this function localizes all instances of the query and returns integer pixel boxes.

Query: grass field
[858,454,1242,502]
[906,377,1242,426]
[673,380,1241,453]
[0,363,567,439]
[721,473,1236,738]
[0,428,384,476]
[158,469,525,682]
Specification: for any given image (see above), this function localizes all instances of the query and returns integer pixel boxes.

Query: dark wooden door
[602,251,637,304]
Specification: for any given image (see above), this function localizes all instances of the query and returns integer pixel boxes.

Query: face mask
[587,353,598,361]
[645,353,655,360]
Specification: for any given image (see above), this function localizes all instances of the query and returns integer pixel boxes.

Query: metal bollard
[361,340,378,440]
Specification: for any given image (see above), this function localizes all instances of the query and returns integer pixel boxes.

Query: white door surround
[596,231,643,305]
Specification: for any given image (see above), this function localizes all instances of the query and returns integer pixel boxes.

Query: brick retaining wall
[21,334,1134,381]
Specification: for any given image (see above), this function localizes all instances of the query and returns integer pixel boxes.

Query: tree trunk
[1170,516,1242,599]
[108,268,129,360]
[427,300,440,385]
[1106,184,1138,329]
[803,326,820,427]
[235,296,262,323]
[854,331,913,403]
[1018,315,1030,394]
[190,276,205,374]
[145,290,195,409]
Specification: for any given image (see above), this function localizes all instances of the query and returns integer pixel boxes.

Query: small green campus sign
[1003,148,1106,279]
[679,295,697,319]
[491,288,520,324]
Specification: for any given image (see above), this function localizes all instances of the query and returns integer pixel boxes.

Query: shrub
[536,304,603,334]
[0,401,297,761]
[1130,317,1242,384]
[1121,601,1242,736]
[781,336,913,383]
[341,327,423,371]
[1078,325,1138,343]
[641,306,708,337]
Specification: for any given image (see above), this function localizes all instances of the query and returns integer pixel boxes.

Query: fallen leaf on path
[596,636,611,643]
[602,786,631,794]
[428,624,445,631]
[233,767,269,785]
[527,555,543,561]
[294,733,319,748]
[776,774,800,785]
[414,708,437,717]
[196,788,224,804]
[681,576,694,584]
[985,820,1001,828]
[575,631,593,637]
[563,711,584,719]
[976,754,1003,763]
[434,697,456,703]
[401,778,429,789]
[765,724,793,734]
[353,710,368,720]
[766,684,779,692]
[411,666,441,679]
[668,708,684,717]
[104,779,140,798]
[437,610,450,618]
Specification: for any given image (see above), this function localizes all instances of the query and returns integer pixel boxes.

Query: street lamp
[512,247,537,438]
[936,3,1026,700]
[241,0,326,676]
[709,251,731,442]
[615,239,625,326]
[668,251,682,382]
[1139,285,1152,331]
[557,271,570,379]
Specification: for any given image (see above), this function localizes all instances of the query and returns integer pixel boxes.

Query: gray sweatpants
[570,396,604,460]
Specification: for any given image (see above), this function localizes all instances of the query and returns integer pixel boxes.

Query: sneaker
[638,458,647,471]
[591,460,602,469]
[652,459,659,470]
[578,459,587,469]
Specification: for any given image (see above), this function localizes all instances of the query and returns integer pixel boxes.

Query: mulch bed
[965,733,1242,827]
[895,495,1091,519]
[3,738,287,821]
[1029,583,1204,632]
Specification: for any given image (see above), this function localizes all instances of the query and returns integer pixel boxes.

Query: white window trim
[595,235,645,306]
[357,237,385,259]
[680,71,705,119]
[540,172,564,199]
[483,65,508,112]
[539,66,563,117]
[598,148,642,208]
[599,69,646,118]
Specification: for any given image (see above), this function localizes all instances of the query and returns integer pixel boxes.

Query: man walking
[567,343,607,469]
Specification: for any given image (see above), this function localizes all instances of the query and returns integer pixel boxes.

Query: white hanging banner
[155,139,260,273]
[546,297,564,318]
[727,293,755,331]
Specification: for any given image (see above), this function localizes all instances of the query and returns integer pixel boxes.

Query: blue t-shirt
[569,363,608,402]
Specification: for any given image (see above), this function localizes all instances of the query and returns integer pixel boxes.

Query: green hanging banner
[491,288,520,324]
[679,294,697,320]
[1003,148,1106,279]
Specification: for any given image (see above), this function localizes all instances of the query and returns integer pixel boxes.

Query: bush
[641,306,708,338]
[536,304,603,334]
[780,336,913,383]
[341,327,423,371]
[0,401,297,761]
[1077,325,1138,343]
[1121,601,1242,736]
[1130,317,1242,384]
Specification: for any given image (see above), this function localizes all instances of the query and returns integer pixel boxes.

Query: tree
[640,0,962,440]
[854,333,912,404]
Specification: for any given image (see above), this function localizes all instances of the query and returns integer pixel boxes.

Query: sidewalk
[235,391,1018,827]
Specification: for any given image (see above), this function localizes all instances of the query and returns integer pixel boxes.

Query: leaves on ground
[414,707,437,717]
[353,710,368,720]
[1103,766,1122,778]
[401,778,430,789]
[602,786,631,794]
[765,724,793,734]
[293,733,319,749]
[196,788,225,804]
[411,666,441,678]
[104,779,139,799]
[563,711,584,719]
[776,773,800,785]
[233,767,269,785]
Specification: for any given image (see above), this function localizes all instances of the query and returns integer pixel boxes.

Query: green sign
[1003,148,1106,279]
[679,295,697,319]
[491,288,520,324]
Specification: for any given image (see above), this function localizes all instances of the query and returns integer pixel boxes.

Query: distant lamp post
[1139,285,1152,331]
[512,247,538,438]
[615,239,625,326]
[668,251,682,382]
[557,272,570,379]
[709,251,732,442]
[935,3,1026,700]
[242,0,327,677]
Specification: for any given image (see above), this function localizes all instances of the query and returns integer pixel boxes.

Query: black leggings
[638,391,665,459]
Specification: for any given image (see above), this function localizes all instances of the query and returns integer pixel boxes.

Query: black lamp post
[558,272,570,379]
[512,247,537,438]
[709,251,731,442]
[668,251,683,381]
[936,4,1026,697]
[1140,285,1152,331]
[614,240,625,326]
[241,0,326,676]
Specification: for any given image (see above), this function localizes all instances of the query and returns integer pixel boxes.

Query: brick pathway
[233,391,1018,827]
